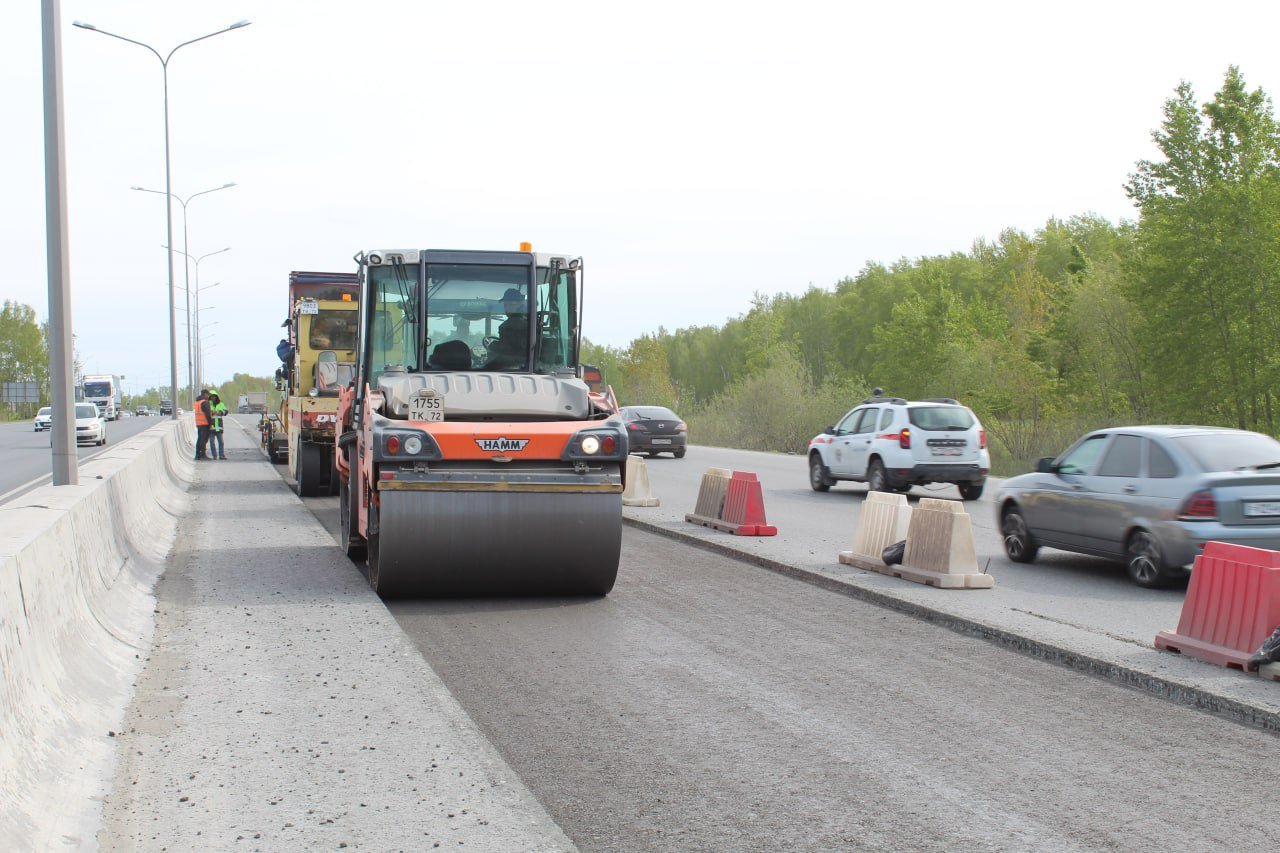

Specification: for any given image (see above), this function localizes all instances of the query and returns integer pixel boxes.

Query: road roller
[335,246,627,597]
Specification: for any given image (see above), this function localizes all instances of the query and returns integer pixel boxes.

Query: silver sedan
[995,425,1280,587]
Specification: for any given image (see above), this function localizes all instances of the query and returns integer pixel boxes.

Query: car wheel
[809,454,833,492]
[867,459,888,494]
[1001,506,1039,563]
[674,448,686,459]
[958,481,984,501]
[1126,530,1171,588]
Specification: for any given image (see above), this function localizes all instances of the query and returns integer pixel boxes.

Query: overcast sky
[3,1,1279,397]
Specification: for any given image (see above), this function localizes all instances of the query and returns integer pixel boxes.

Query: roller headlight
[562,427,626,461]
[404,435,423,455]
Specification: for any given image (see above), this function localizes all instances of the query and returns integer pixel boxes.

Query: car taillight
[1178,490,1217,520]
[678,422,687,431]
[386,435,400,455]
[626,423,641,431]
[900,427,911,450]
[602,435,616,454]
[979,428,986,450]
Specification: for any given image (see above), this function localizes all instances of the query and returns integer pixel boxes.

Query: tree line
[584,67,1280,474]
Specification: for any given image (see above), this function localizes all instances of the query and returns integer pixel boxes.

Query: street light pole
[41,0,76,484]
[72,18,251,421]
[163,248,228,392]
[192,294,221,389]
[132,182,235,407]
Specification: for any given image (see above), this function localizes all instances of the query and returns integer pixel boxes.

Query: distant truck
[81,374,123,420]
[239,392,269,414]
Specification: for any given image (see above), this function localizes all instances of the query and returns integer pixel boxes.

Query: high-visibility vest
[211,403,227,432]
[194,401,210,426]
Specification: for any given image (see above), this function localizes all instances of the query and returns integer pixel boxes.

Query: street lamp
[132,182,235,402]
[198,322,220,385]
[162,247,228,395]
[73,18,251,420]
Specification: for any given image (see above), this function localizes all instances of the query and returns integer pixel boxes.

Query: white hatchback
[808,393,990,500]
[33,406,51,431]
[72,403,107,446]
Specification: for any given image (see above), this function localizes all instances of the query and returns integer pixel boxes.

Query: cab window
[367,263,421,385]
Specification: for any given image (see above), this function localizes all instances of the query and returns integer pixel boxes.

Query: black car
[620,405,687,458]
[159,401,173,416]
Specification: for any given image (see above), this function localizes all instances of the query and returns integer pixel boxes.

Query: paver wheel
[294,442,323,497]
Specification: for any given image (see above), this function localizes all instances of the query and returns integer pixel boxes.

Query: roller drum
[370,489,621,597]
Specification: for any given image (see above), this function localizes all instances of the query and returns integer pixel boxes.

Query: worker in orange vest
[194,389,213,460]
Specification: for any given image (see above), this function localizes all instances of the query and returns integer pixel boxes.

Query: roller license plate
[410,390,444,422]
[1244,501,1280,517]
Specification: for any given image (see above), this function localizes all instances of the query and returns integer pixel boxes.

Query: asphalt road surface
[0,415,160,503]
[277,447,1280,851]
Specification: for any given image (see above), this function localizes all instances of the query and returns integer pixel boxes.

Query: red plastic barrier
[1154,541,1280,669]
[718,471,778,536]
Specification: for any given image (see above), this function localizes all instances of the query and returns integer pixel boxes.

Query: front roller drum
[368,489,621,597]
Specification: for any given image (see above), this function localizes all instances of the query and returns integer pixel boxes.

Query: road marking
[0,439,120,506]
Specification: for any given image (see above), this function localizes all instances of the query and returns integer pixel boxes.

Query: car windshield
[1171,432,1280,472]
[83,382,111,396]
[630,407,679,420]
[76,404,99,418]
[38,407,50,416]
[908,406,975,431]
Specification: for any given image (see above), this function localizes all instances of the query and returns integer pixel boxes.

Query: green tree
[1126,67,1280,429]
[0,301,50,418]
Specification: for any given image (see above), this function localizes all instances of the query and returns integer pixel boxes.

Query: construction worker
[209,392,229,460]
[194,389,212,460]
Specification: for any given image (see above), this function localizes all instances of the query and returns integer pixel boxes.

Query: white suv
[807,393,990,500]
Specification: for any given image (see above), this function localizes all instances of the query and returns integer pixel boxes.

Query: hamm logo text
[476,437,530,452]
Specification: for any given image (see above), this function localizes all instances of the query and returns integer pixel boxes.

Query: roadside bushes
[687,351,863,454]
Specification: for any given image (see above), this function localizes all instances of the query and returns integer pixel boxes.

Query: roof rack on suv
[919,397,960,405]
[858,395,909,405]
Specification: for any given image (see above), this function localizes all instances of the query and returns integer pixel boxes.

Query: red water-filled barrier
[1155,541,1280,669]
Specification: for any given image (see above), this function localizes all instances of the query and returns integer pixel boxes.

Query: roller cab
[337,248,626,597]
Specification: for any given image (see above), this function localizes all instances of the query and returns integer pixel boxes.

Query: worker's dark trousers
[195,425,210,459]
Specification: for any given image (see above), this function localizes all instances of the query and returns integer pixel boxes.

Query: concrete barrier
[0,420,193,848]
[839,491,911,570]
[622,454,660,507]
